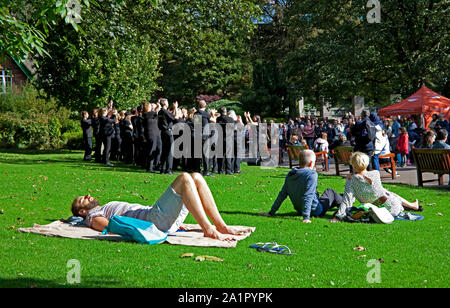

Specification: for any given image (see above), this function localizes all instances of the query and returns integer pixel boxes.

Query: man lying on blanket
[71,172,251,241]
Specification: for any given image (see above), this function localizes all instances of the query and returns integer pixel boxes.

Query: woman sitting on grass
[330,152,423,223]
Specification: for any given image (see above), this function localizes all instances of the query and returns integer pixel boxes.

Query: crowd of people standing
[80,98,248,176]
[277,111,450,172]
[81,97,450,175]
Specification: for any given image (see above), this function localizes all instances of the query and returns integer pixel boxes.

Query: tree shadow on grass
[0,276,121,288]
[221,210,337,221]
[0,148,149,173]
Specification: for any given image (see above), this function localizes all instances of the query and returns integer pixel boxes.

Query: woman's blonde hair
[143,102,151,113]
[350,152,370,172]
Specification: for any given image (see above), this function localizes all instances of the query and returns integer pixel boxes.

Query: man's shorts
[147,185,189,233]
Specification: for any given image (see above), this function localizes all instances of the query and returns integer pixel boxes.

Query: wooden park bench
[331,146,353,176]
[411,148,450,186]
[331,146,397,179]
[286,145,329,171]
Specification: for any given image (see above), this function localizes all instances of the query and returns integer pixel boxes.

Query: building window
[1,70,13,94]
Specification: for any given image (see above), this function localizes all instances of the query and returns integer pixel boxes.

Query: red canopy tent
[378,85,450,128]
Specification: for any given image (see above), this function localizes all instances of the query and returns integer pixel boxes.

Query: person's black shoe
[105,162,113,167]
[226,171,234,175]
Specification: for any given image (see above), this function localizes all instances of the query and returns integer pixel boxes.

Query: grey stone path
[277,153,449,190]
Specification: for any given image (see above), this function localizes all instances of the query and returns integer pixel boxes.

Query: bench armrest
[379,153,395,159]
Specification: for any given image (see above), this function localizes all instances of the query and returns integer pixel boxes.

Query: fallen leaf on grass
[436,212,444,216]
[195,255,224,262]
[180,253,194,258]
[353,245,366,251]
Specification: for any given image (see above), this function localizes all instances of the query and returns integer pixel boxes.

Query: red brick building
[0,54,33,94]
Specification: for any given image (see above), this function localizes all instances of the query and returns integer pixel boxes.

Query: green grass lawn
[0,149,448,288]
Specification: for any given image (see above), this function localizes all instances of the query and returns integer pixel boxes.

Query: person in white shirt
[71,173,251,241]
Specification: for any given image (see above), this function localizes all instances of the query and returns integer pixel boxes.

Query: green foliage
[0,0,92,60]
[127,0,261,105]
[240,59,289,117]
[0,84,79,150]
[35,0,161,111]
[207,99,245,116]
[283,0,450,106]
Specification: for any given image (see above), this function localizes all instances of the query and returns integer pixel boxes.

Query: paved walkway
[278,154,450,190]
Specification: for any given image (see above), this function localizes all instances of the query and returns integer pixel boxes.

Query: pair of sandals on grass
[250,242,295,255]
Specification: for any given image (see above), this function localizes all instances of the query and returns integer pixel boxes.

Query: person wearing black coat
[110,112,122,162]
[194,100,213,176]
[158,99,179,174]
[91,109,102,163]
[81,111,92,161]
[185,108,197,172]
[216,107,235,175]
[142,103,160,172]
[173,110,187,172]
[99,108,116,166]
[121,113,134,164]
[131,106,144,166]
[351,111,376,170]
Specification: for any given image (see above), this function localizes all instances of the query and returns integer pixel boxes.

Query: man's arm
[260,181,288,217]
[91,216,109,232]
[301,172,318,221]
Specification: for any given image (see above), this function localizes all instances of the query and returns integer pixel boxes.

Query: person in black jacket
[99,107,116,166]
[173,105,187,172]
[110,110,122,162]
[185,108,197,172]
[142,102,161,172]
[81,111,92,161]
[121,113,134,164]
[158,99,180,174]
[351,111,376,170]
[131,106,144,166]
[216,107,235,175]
[194,100,215,176]
[91,108,102,163]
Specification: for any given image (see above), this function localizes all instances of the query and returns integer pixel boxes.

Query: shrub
[62,130,83,150]
[207,99,244,116]
[0,84,80,150]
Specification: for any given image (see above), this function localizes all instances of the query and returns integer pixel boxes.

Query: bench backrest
[333,146,354,164]
[286,145,308,161]
[412,148,450,173]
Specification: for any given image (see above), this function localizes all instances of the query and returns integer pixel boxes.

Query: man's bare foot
[330,217,340,223]
[204,228,236,242]
[216,225,251,236]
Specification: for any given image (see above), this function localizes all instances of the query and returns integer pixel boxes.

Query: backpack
[102,215,168,245]
[365,120,377,142]
[343,203,394,224]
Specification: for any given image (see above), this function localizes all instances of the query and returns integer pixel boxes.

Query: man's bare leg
[190,173,251,236]
[171,173,233,241]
